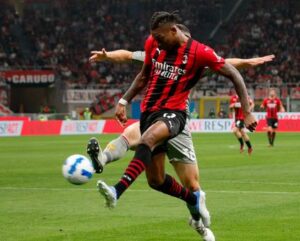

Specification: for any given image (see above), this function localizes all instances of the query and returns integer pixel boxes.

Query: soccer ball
[62,154,94,185]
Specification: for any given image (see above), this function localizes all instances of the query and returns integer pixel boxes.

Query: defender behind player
[230,93,254,154]
[260,88,285,146]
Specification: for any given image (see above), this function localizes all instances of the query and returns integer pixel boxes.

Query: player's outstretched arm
[226,55,275,70]
[89,48,133,63]
[217,63,257,131]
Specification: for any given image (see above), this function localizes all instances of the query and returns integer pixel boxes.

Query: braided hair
[150,11,181,30]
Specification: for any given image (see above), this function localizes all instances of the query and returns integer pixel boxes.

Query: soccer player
[230,93,255,154]
[93,11,257,240]
[260,88,285,146]
[87,48,274,176]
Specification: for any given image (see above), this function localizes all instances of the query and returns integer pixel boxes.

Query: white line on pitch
[1,187,300,195]
[205,180,300,186]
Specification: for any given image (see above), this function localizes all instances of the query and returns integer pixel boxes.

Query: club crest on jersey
[182,54,188,64]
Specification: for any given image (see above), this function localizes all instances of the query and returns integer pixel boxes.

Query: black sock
[271,132,276,145]
[150,174,197,206]
[267,132,272,145]
[245,140,252,148]
[114,144,151,199]
[238,137,244,147]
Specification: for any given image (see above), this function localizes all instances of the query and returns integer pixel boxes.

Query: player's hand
[244,113,257,132]
[115,103,127,127]
[89,48,108,63]
[247,54,275,67]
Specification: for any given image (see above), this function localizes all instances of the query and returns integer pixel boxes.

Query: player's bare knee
[141,133,157,149]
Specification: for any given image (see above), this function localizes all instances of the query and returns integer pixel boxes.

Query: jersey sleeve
[144,35,154,65]
[132,51,145,62]
[196,44,225,71]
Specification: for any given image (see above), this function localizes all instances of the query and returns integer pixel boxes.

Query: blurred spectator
[83,107,92,120]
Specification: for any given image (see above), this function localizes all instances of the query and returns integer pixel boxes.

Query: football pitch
[1,133,300,241]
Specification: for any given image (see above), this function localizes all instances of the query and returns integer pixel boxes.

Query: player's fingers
[262,55,275,61]
[90,51,102,54]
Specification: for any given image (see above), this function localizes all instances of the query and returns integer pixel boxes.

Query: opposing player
[91,11,256,240]
[260,88,285,146]
[230,93,254,154]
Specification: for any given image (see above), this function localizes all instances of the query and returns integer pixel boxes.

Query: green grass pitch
[1,133,300,241]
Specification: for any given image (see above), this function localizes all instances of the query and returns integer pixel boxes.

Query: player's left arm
[279,101,285,112]
[226,55,275,70]
[249,99,255,112]
[197,46,257,130]
[216,63,257,131]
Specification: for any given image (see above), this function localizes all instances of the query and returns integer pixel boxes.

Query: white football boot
[189,218,215,241]
[97,180,117,209]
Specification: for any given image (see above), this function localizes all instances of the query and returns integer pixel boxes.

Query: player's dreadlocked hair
[150,11,182,30]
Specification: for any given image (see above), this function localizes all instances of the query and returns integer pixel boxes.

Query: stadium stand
[0,0,299,114]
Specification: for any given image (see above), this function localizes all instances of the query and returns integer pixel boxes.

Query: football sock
[267,131,272,145]
[102,136,129,165]
[114,144,151,199]
[238,137,244,147]
[245,140,252,149]
[271,132,276,145]
[150,174,197,206]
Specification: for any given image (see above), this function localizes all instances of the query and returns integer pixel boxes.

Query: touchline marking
[205,180,300,186]
[1,187,300,195]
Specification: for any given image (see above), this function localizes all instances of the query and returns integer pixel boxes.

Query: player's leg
[87,122,141,173]
[233,123,244,152]
[167,127,211,227]
[266,118,274,146]
[270,119,278,146]
[240,129,253,155]
[96,120,169,208]
[145,151,215,241]
[97,111,199,207]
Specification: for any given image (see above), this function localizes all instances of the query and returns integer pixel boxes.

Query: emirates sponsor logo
[267,103,276,108]
[152,58,186,81]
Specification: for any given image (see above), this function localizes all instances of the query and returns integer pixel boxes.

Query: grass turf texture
[0,133,300,241]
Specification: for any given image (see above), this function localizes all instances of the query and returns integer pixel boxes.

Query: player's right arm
[115,37,153,125]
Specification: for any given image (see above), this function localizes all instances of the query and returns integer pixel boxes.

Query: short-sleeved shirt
[261,97,282,119]
[141,35,225,113]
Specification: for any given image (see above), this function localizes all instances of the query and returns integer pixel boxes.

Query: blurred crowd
[0,0,299,94]
[210,0,300,91]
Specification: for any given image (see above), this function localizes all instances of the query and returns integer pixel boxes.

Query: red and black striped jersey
[262,97,282,119]
[141,35,225,113]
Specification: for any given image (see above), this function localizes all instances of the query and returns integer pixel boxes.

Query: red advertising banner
[21,120,62,136]
[256,119,300,132]
[3,70,55,86]
[102,119,138,133]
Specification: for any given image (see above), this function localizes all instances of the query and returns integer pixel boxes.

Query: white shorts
[167,120,197,164]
